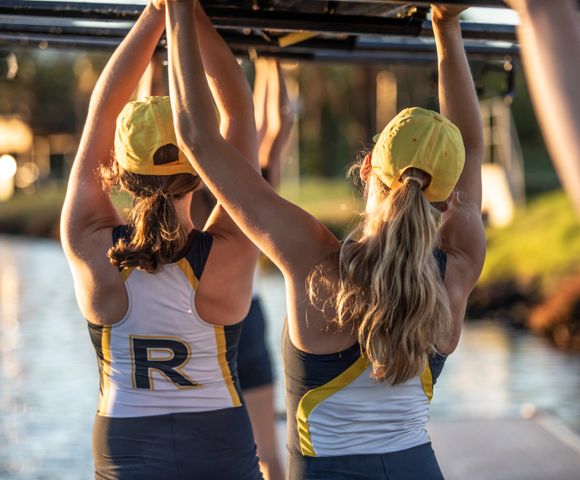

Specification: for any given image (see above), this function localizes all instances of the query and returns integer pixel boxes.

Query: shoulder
[439,203,486,291]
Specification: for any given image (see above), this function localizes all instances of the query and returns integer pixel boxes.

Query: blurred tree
[0,49,557,198]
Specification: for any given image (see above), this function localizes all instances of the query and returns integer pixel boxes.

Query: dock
[276,413,580,479]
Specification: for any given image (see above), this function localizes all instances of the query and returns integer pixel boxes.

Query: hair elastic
[403,176,425,188]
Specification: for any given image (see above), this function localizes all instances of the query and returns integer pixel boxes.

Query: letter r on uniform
[131,337,198,389]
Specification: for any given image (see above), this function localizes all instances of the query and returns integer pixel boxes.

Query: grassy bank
[279,176,362,237]
[3,180,576,349]
[0,185,65,237]
[0,184,132,238]
[481,190,580,288]
[2,180,579,289]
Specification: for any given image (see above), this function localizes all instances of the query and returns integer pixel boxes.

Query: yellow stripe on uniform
[296,356,368,457]
[214,326,241,407]
[420,360,434,402]
[176,258,200,289]
[98,326,112,416]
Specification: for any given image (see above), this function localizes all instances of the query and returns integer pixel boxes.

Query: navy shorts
[93,408,263,480]
[238,297,274,391]
[288,443,445,480]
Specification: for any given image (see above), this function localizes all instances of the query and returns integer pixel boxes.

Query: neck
[173,193,195,232]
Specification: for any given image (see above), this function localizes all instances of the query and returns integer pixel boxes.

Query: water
[1,236,579,479]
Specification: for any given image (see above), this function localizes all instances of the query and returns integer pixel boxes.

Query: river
[1,236,579,479]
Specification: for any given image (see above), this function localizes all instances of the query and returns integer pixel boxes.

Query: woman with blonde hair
[166,1,485,478]
[60,1,262,478]
[189,57,292,480]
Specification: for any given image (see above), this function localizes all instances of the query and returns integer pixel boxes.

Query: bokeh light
[0,154,17,180]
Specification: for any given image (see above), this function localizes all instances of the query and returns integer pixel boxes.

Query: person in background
[190,56,293,480]
[166,1,485,479]
[504,0,580,214]
[60,1,262,478]
[242,57,292,480]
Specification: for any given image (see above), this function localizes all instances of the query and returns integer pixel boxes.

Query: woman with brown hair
[60,2,262,478]
[166,1,485,478]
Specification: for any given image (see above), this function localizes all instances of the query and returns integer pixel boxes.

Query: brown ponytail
[102,147,202,273]
[332,167,452,384]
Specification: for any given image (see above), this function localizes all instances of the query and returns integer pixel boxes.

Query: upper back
[90,226,244,417]
[283,249,449,456]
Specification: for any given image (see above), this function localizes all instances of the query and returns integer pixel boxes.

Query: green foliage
[521,140,560,196]
[298,64,377,177]
[279,176,363,236]
[0,186,64,236]
[481,190,580,287]
[0,185,131,237]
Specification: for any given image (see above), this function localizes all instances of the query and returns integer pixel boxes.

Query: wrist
[431,15,461,27]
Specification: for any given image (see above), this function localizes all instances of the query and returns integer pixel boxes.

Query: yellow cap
[114,96,196,176]
[371,107,465,202]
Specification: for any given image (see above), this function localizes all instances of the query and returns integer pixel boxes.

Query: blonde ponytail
[335,168,452,384]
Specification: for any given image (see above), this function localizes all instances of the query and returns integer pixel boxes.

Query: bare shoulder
[285,244,357,354]
[438,203,486,354]
[193,226,258,326]
[440,201,486,288]
[62,226,128,325]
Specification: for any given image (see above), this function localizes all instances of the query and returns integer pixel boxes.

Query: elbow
[465,144,484,165]
[173,115,212,154]
[175,128,221,164]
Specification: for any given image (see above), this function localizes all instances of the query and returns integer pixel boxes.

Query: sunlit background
[0,1,579,479]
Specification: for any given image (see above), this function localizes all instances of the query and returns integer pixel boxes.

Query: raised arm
[188,4,260,239]
[166,0,337,277]
[189,59,294,227]
[194,4,258,167]
[505,0,580,215]
[431,5,486,354]
[433,6,484,210]
[256,59,294,190]
[61,3,166,252]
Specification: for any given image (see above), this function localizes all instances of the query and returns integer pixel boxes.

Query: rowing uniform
[89,226,262,480]
[237,270,274,391]
[283,250,448,480]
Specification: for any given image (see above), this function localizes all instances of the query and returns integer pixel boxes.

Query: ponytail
[334,168,452,384]
[102,161,201,273]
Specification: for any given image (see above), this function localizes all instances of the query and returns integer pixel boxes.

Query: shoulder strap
[434,248,447,280]
[184,230,213,280]
[428,351,447,385]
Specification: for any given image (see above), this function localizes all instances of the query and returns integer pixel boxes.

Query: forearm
[433,16,483,207]
[253,59,270,146]
[166,1,221,149]
[433,18,483,155]
[259,61,293,189]
[88,5,165,117]
[514,0,580,213]
[194,4,256,139]
[63,4,165,235]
